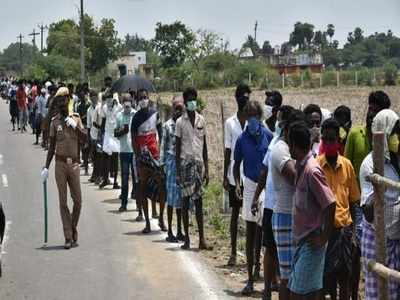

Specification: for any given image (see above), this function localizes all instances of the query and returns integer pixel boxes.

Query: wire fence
[365,131,400,300]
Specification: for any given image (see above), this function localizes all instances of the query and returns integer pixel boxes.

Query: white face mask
[264,105,273,120]
[139,99,149,109]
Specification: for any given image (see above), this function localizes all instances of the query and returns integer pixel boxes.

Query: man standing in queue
[41,87,87,249]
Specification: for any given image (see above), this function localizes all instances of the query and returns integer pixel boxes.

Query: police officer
[41,87,87,249]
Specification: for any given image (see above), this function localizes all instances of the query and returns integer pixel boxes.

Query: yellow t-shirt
[317,154,360,228]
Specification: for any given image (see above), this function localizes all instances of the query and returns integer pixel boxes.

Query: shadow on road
[223,289,263,298]
[102,198,120,204]
[107,209,136,214]
[123,230,160,236]
[36,245,66,251]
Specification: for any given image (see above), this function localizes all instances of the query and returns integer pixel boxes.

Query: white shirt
[224,114,246,186]
[87,104,98,140]
[175,111,206,163]
[360,153,400,239]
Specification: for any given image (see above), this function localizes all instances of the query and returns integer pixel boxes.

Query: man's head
[288,121,311,160]
[137,88,149,110]
[40,88,47,96]
[321,118,341,158]
[334,105,351,141]
[48,84,57,96]
[367,91,391,128]
[89,90,99,106]
[17,80,23,88]
[121,94,133,114]
[282,109,305,142]
[276,105,294,137]
[104,76,113,88]
[304,103,323,144]
[244,101,263,137]
[264,90,282,121]
[103,90,114,109]
[67,83,74,97]
[77,85,86,100]
[172,96,184,121]
[235,83,251,112]
[183,87,198,113]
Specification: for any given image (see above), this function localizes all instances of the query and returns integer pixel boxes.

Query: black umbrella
[110,75,155,94]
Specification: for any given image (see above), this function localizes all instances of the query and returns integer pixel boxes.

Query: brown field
[158,86,400,180]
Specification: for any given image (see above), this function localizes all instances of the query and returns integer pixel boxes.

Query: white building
[109,51,147,77]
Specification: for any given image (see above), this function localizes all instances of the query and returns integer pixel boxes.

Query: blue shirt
[234,126,273,183]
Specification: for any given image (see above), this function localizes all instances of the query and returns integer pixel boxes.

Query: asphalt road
[0,100,232,300]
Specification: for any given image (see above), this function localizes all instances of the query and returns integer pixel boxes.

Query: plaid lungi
[165,154,181,208]
[272,212,294,280]
[289,236,327,295]
[179,158,203,200]
[361,220,400,300]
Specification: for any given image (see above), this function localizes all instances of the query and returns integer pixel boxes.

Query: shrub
[383,62,398,86]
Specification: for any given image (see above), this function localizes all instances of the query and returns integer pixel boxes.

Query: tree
[383,62,398,85]
[327,24,335,43]
[47,19,80,59]
[354,27,364,43]
[313,30,328,50]
[153,21,195,68]
[289,22,315,50]
[261,40,274,56]
[195,29,221,58]
[0,42,39,72]
[281,42,292,56]
[121,33,152,54]
[241,35,261,57]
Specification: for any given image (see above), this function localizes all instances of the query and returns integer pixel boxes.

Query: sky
[0,0,399,52]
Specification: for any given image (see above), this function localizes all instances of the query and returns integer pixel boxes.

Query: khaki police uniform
[49,113,86,241]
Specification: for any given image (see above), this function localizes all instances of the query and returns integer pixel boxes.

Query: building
[109,51,147,77]
[269,52,324,75]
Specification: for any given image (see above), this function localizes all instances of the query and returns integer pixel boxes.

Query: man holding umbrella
[41,87,87,249]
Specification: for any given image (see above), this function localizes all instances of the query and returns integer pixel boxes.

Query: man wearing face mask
[115,94,136,212]
[264,90,283,135]
[86,90,101,183]
[360,109,400,300]
[317,118,360,300]
[303,104,323,157]
[233,101,273,295]
[131,89,165,232]
[223,84,250,265]
[40,87,87,249]
[76,85,91,176]
[176,87,211,250]
[99,91,122,189]
[344,91,391,299]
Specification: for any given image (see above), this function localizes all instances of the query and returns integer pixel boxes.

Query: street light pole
[80,0,85,83]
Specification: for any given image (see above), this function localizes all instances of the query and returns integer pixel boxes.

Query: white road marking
[1,221,11,256]
[178,251,219,300]
[0,154,3,165]
[2,174,8,187]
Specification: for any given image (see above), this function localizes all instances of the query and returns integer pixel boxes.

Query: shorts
[228,184,242,208]
[289,238,327,295]
[262,208,276,249]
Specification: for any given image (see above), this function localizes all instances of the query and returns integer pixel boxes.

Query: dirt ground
[157,86,400,299]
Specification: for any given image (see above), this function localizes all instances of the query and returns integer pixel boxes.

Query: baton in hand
[43,180,48,247]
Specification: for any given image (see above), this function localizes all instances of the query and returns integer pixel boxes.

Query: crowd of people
[0,76,399,300]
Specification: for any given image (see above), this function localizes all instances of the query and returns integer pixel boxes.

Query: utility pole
[17,34,24,76]
[38,24,48,52]
[254,21,258,42]
[28,29,40,48]
[80,0,86,83]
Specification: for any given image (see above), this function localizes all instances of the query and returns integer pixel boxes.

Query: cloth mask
[389,134,399,153]
[264,105,273,120]
[247,117,261,136]
[323,142,341,157]
[186,100,197,112]
[310,127,321,143]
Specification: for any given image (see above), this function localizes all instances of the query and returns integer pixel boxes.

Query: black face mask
[236,96,249,111]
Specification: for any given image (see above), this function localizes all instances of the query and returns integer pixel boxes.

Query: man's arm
[281,160,296,185]
[45,136,56,169]
[252,167,267,211]
[176,137,182,184]
[203,135,209,186]
[223,148,231,191]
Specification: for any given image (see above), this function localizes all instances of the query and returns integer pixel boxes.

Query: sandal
[166,235,179,243]
[241,281,254,296]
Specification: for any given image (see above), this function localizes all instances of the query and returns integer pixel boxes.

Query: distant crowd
[0,76,399,300]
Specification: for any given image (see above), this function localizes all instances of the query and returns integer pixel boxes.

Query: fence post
[336,71,340,87]
[301,72,304,88]
[355,71,358,86]
[220,100,229,213]
[373,130,389,300]
[320,72,323,88]
[282,73,285,89]
[248,72,252,86]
